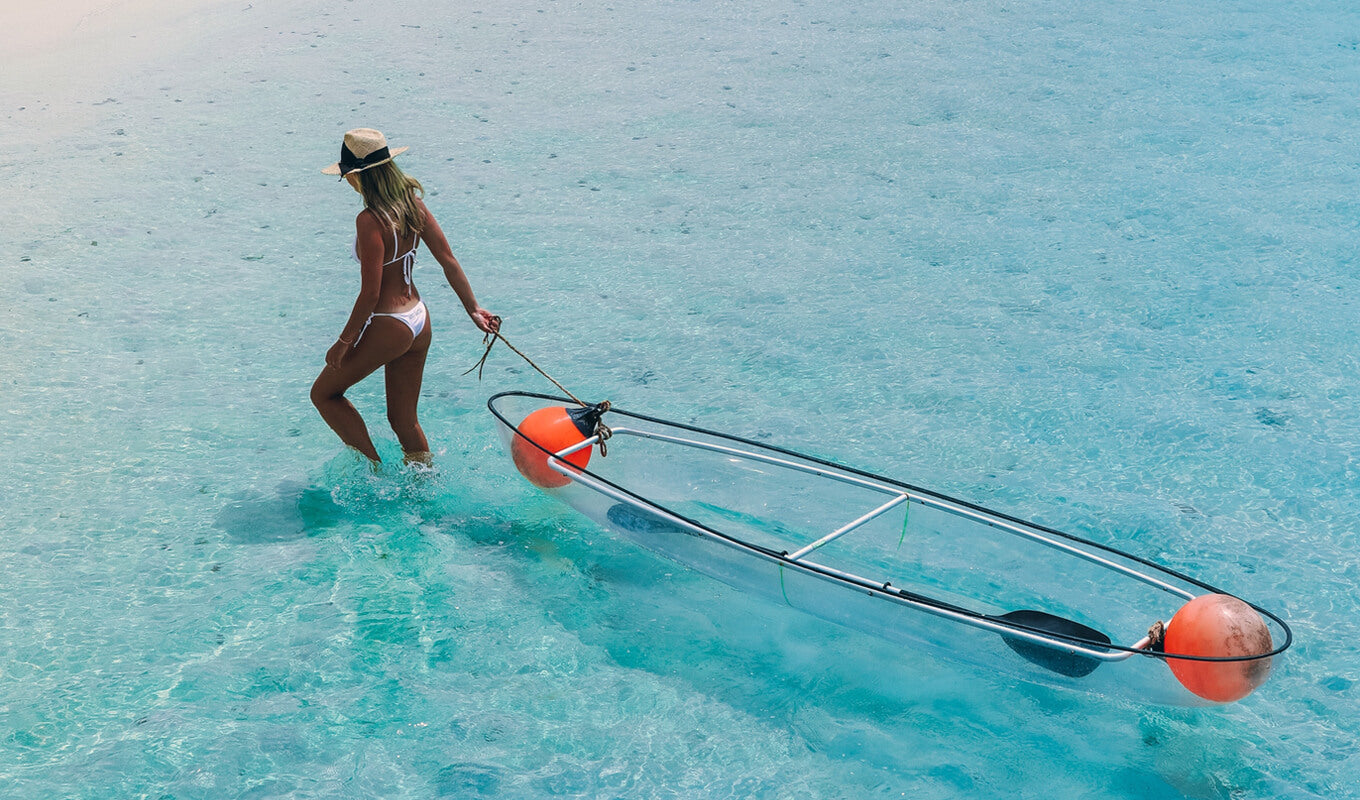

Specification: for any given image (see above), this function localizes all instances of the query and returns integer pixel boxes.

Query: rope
[462,317,585,404]
[593,403,614,458]
[463,316,613,454]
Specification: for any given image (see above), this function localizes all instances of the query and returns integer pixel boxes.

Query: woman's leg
[311,319,415,462]
[384,318,433,461]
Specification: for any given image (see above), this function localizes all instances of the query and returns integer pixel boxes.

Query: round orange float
[511,406,597,488]
[1164,593,1273,702]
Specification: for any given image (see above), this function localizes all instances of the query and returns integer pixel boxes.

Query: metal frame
[550,427,1160,662]
[787,494,910,561]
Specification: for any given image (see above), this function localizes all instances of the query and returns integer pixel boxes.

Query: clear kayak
[489,391,1291,706]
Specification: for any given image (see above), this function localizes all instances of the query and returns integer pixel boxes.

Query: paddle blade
[995,610,1113,678]
[607,503,700,537]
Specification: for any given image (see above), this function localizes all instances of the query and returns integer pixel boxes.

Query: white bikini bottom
[358,301,427,342]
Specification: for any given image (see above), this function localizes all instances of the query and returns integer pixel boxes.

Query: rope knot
[1146,620,1166,652]
[567,401,613,457]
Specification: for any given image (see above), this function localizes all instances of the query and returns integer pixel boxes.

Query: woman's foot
[403,450,433,468]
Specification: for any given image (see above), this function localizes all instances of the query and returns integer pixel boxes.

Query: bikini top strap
[364,209,419,283]
[391,227,418,286]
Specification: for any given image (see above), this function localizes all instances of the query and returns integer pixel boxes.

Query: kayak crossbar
[787,494,910,561]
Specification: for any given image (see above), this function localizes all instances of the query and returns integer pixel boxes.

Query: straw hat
[321,128,409,176]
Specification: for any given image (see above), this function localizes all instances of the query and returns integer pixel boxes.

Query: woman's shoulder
[354,207,384,229]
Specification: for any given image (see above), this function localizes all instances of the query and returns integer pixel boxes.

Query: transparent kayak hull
[489,392,1290,706]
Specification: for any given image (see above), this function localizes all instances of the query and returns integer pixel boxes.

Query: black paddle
[992,609,1113,677]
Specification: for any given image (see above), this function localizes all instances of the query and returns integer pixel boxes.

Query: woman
[311,128,499,464]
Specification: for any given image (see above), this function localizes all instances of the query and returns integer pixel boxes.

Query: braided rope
[464,317,613,453]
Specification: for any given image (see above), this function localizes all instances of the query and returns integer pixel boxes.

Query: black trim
[338,143,392,176]
[567,402,610,437]
[488,391,1293,664]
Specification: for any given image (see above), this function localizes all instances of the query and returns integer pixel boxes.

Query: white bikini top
[353,226,421,286]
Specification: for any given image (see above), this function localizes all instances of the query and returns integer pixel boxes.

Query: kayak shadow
[214,480,346,544]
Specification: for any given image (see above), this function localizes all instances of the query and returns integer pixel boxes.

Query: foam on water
[2,0,1358,796]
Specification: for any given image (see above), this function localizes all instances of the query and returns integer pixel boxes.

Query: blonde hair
[357,161,425,236]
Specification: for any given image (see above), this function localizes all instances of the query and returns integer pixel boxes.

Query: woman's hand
[326,338,352,368]
[470,308,500,334]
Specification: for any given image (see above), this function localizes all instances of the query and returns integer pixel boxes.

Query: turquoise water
[2,0,1358,795]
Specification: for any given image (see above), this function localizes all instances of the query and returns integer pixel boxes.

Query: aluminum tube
[787,494,910,561]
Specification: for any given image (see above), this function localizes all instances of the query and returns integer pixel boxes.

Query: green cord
[895,498,911,554]
[778,563,792,606]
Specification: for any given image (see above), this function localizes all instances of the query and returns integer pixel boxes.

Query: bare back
[355,208,422,313]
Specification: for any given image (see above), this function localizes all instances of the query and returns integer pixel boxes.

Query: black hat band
[338,143,392,176]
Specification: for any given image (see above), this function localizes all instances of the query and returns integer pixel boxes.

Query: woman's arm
[419,200,499,333]
[326,210,385,367]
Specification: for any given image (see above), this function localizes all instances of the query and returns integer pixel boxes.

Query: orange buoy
[1163,594,1273,703]
[511,405,604,488]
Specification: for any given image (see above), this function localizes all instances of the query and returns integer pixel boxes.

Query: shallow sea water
[2,0,1358,796]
